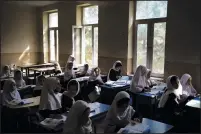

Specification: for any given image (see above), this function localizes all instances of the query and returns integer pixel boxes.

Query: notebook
[118,123,150,133]
[22,99,34,105]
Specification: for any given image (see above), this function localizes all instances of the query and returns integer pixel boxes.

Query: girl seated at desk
[33,75,46,96]
[77,64,90,77]
[1,65,11,78]
[180,74,197,101]
[62,79,80,112]
[63,100,92,134]
[129,65,150,93]
[39,77,62,118]
[14,69,26,88]
[103,91,142,133]
[54,62,62,75]
[107,60,122,81]
[64,61,76,86]
[146,69,157,88]
[158,75,188,125]
[85,67,104,101]
[2,79,30,132]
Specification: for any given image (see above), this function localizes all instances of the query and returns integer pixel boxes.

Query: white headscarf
[88,67,102,82]
[14,69,26,88]
[63,100,92,134]
[2,79,22,106]
[63,79,80,98]
[54,62,62,72]
[130,65,148,93]
[64,61,76,81]
[104,91,135,133]
[158,75,182,108]
[39,77,62,110]
[107,61,122,81]
[180,74,197,97]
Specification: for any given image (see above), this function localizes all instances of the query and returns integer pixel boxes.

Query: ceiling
[5,1,59,7]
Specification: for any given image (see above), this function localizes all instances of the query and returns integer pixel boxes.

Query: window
[134,1,167,76]
[73,5,98,67]
[48,12,59,62]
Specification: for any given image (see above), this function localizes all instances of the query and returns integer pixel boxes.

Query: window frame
[81,5,99,66]
[133,1,167,78]
[47,11,59,62]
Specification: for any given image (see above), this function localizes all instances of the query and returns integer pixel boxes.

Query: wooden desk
[130,84,166,118]
[7,93,62,109]
[18,63,55,76]
[140,118,173,133]
[37,102,110,133]
[30,67,55,84]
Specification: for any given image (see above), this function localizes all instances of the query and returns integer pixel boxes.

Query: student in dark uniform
[62,79,80,112]
[77,64,90,77]
[84,67,104,101]
[107,61,122,81]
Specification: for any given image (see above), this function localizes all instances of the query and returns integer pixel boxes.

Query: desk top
[141,118,173,133]
[18,63,55,68]
[186,97,200,109]
[8,96,41,109]
[7,93,62,109]
[39,102,110,132]
[30,67,55,72]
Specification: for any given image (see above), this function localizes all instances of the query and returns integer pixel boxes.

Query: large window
[48,12,59,62]
[134,1,167,76]
[73,5,98,67]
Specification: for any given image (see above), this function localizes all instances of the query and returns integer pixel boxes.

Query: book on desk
[118,123,150,133]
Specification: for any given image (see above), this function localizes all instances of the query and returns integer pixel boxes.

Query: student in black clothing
[84,67,104,101]
[62,79,80,112]
[158,75,188,125]
[107,60,122,81]
[77,64,90,77]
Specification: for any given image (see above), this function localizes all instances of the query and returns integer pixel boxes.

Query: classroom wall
[165,0,201,92]
[1,2,40,67]
[98,2,130,75]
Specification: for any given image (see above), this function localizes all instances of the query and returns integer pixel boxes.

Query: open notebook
[40,115,67,129]
[118,123,150,133]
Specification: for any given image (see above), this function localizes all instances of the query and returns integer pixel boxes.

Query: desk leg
[34,71,36,84]
[27,68,30,77]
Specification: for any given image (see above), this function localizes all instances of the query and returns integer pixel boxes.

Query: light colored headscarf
[54,62,62,72]
[88,67,103,82]
[14,69,26,88]
[2,79,22,106]
[180,74,197,97]
[103,91,135,133]
[39,77,62,110]
[130,65,149,93]
[107,61,122,81]
[63,100,92,134]
[158,75,183,108]
[1,65,10,77]
[63,79,80,99]
[64,61,76,81]
[67,55,75,63]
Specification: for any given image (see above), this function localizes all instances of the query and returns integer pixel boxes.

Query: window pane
[84,26,92,66]
[93,27,98,66]
[136,1,167,20]
[152,22,166,74]
[50,30,55,61]
[56,30,59,61]
[73,28,82,64]
[49,12,58,28]
[83,6,98,25]
[137,24,147,67]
